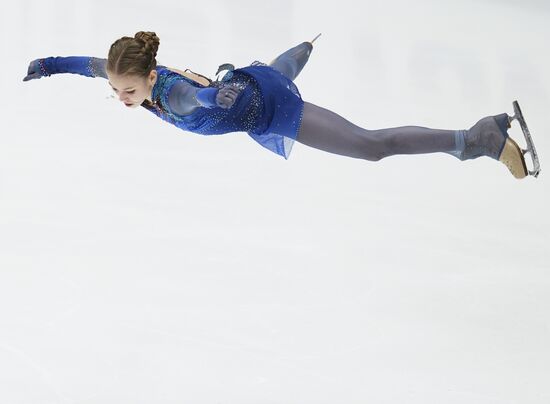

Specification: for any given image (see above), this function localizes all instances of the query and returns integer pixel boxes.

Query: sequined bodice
[141,65,264,136]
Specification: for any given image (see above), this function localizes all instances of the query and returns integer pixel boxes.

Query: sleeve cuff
[195,87,219,108]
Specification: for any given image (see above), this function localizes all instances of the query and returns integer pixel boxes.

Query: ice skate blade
[499,137,528,179]
[509,100,541,177]
[310,33,322,44]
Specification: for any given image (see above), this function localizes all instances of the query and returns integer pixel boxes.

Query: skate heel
[494,113,511,136]
[498,137,528,179]
[493,112,512,158]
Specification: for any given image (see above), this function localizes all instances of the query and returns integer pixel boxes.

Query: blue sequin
[141,61,305,159]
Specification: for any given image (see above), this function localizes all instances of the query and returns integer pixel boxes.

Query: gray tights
[269,42,460,160]
[296,102,458,161]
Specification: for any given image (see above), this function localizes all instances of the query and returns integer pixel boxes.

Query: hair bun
[134,31,160,59]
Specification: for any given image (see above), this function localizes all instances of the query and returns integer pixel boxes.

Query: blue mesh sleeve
[38,56,108,79]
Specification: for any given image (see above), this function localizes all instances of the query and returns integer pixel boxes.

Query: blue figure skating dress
[33,42,313,158]
[142,61,305,159]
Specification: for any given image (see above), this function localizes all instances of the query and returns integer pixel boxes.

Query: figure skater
[23,31,540,179]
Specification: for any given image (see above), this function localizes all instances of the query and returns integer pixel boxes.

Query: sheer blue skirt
[231,61,305,159]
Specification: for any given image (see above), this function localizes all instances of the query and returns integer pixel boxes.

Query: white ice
[1,0,550,403]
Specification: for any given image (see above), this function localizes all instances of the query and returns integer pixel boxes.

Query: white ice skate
[465,100,540,179]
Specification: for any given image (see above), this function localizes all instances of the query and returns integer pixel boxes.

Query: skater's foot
[462,113,528,179]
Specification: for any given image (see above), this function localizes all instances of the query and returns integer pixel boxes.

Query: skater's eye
[127,90,135,94]
[108,82,135,93]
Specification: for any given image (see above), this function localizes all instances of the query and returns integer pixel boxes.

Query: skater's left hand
[216,85,241,109]
[23,59,45,82]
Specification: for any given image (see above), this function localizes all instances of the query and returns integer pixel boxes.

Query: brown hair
[107,31,160,77]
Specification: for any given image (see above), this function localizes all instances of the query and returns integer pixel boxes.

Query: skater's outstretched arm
[22,55,239,113]
[23,56,108,81]
[268,41,314,81]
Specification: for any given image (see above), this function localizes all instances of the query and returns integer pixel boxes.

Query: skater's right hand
[23,59,45,82]
[215,85,241,109]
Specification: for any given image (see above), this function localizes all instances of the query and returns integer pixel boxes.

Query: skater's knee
[359,129,389,161]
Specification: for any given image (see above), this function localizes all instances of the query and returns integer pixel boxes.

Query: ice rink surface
[1,0,549,403]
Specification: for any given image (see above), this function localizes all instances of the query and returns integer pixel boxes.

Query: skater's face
[107,70,157,108]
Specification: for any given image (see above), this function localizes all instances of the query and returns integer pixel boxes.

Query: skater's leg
[296,102,530,178]
[268,42,313,81]
[295,102,460,161]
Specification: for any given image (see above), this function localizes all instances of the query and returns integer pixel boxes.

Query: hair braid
[107,31,160,77]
